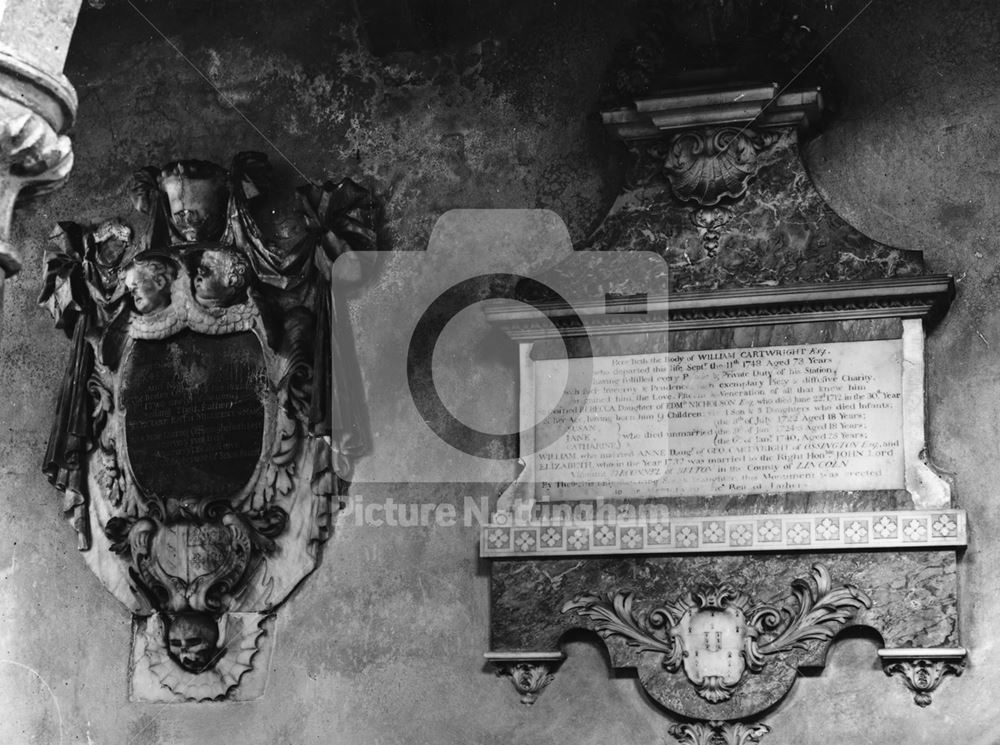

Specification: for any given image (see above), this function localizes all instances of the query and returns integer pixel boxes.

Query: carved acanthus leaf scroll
[562,564,871,704]
[757,564,871,654]
[669,721,771,745]
[561,591,674,656]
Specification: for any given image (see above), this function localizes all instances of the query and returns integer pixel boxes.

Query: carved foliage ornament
[494,661,558,705]
[39,152,377,699]
[562,564,871,704]
[669,721,771,745]
[881,655,966,707]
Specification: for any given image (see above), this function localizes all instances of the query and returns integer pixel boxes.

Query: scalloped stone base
[129,612,274,702]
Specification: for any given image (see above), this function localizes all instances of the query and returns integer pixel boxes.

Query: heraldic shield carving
[39,153,376,701]
[562,564,872,718]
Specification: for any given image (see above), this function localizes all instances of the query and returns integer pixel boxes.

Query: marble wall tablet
[482,277,956,518]
[121,330,269,500]
[533,339,904,500]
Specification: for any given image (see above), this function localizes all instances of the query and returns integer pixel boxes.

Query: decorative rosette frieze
[480,510,967,558]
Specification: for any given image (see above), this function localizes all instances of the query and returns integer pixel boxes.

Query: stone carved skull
[166,612,222,673]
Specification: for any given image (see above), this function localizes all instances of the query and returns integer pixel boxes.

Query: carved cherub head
[191,248,250,308]
[166,612,222,673]
[122,257,177,314]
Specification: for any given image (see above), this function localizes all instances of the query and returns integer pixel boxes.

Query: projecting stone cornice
[601,84,822,140]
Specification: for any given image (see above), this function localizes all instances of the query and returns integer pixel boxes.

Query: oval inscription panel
[122,330,269,500]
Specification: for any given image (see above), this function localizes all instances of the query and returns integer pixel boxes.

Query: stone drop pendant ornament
[494,660,558,705]
[39,153,377,701]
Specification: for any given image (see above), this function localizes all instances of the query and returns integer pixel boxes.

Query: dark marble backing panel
[580,133,925,292]
[490,551,958,652]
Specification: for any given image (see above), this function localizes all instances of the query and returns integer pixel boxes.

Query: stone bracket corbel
[878,647,967,707]
[0,110,74,274]
[485,651,564,705]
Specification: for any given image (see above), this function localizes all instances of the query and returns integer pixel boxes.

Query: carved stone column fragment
[485,652,564,705]
[878,648,967,707]
[0,1,80,283]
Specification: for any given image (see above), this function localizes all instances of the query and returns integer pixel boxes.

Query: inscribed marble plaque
[533,339,904,499]
[121,331,268,500]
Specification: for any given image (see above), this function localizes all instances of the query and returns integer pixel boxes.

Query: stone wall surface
[1,1,998,743]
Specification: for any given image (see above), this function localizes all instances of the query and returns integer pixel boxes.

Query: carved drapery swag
[39,153,375,699]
